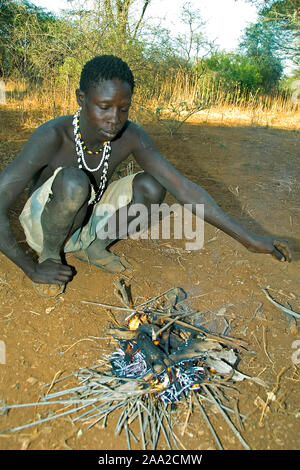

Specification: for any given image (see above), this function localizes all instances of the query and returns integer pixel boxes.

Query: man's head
[76,55,134,142]
[79,55,135,95]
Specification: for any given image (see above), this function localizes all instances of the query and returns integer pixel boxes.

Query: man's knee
[133,172,166,205]
[51,167,90,210]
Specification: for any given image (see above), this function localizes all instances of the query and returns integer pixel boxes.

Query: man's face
[77,79,132,141]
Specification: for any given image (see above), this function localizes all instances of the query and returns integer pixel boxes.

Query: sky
[31,0,259,52]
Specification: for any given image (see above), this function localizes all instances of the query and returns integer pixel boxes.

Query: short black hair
[80,55,135,94]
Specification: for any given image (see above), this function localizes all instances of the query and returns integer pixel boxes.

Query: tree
[0,0,73,80]
[242,0,300,64]
[174,2,207,63]
[195,51,267,96]
[240,21,284,92]
[64,0,152,44]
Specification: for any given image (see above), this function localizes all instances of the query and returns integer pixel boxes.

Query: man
[0,55,291,296]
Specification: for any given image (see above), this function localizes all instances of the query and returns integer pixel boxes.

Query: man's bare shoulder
[125,120,147,138]
[11,115,74,172]
[122,120,155,150]
[33,115,73,143]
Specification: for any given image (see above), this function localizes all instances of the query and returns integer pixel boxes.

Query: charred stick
[163,317,248,349]
[114,289,127,308]
[136,332,171,373]
[106,328,136,340]
[114,279,132,308]
[152,316,184,341]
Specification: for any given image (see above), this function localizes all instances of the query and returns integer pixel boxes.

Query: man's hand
[246,235,292,262]
[28,259,74,285]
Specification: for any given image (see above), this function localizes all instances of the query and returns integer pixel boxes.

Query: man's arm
[131,124,291,262]
[0,124,74,283]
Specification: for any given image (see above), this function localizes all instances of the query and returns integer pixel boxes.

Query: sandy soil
[0,108,299,450]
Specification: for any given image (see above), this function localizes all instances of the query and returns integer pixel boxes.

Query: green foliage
[240,22,284,92]
[0,0,76,82]
[55,57,82,88]
[243,0,300,64]
[194,52,268,96]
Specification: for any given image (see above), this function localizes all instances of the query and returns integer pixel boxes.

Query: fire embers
[110,313,211,404]
[107,285,266,411]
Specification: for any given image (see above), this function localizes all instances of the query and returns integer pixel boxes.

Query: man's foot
[32,257,66,298]
[32,282,65,298]
[74,247,131,274]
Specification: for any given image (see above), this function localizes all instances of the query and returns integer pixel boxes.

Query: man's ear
[76,88,85,108]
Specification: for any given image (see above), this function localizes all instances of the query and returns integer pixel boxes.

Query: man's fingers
[272,247,286,262]
[273,240,292,263]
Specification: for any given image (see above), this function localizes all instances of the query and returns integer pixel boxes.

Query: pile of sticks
[0,284,265,450]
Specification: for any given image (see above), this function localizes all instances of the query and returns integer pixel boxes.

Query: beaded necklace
[72,109,111,205]
[74,109,106,155]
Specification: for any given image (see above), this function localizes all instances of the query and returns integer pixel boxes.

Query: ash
[110,342,208,404]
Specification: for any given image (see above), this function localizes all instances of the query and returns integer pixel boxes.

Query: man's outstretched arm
[131,125,291,262]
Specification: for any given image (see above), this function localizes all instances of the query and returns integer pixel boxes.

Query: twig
[203,385,251,450]
[233,398,244,432]
[283,306,298,335]
[114,279,131,308]
[262,289,300,319]
[0,402,91,434]
[259,367,286,427]
[138,400,146,450]
[81,300,136,313]
[262,326,274,365]
[124,422,131,450]
[163,317,248,349]
[134,287,178,310]
[193,392,223,450]
[61,338,96,354]
[251,302,263,320]
[152,312,192,341]
[181,395,192,436]
[45,370,64,396]
[105,309,121,328]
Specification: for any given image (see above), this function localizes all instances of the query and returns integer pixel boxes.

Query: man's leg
[78,172,166,272]
[39,167,90,262]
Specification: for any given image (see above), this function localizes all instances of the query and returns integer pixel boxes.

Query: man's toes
[33,282,65,298]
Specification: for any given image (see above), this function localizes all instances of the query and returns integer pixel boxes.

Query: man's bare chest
[32,136,132,192]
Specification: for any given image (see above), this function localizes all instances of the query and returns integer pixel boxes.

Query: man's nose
[107,108,120,124]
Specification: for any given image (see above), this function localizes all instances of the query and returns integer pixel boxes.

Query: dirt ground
[0,107,299,451]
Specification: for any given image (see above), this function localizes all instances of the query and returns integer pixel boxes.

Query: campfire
[110,309,216,404]
[0,283,265,450]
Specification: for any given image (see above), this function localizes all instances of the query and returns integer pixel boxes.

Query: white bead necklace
[72,109,111,204]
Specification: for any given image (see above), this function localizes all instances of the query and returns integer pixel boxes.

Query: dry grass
[2,72,300,132]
